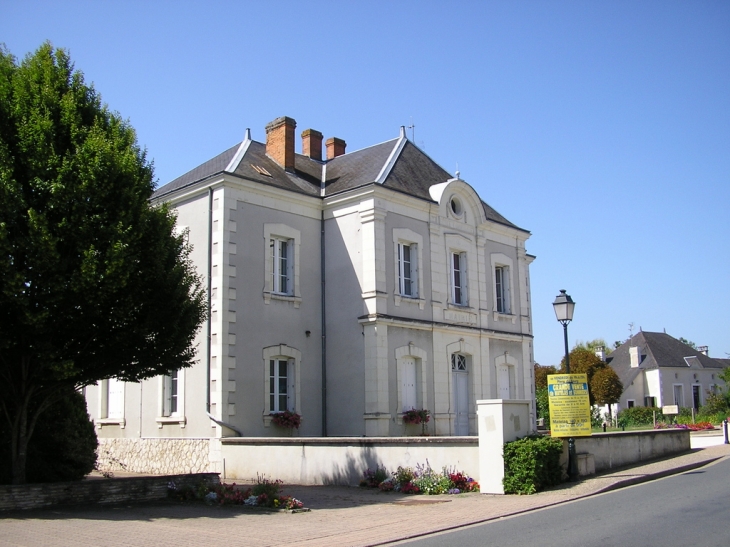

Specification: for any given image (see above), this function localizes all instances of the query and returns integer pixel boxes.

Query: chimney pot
[326,137,347,160]
[301,129,323,161]
[265,116,296,171]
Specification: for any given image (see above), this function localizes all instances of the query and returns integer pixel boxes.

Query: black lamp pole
[553,290,578,481]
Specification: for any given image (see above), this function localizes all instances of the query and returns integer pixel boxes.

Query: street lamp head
[553,289,575,325]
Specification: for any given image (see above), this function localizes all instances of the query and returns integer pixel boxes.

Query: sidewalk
[1,440,728,547]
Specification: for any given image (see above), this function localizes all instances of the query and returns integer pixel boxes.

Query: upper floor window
[263,224,301,307]
[451,252,467,305]
[398,243,417,297]
[271,238,292,295]
[495,265,510,313]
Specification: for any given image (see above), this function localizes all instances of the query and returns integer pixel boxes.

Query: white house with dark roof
[87,116,536,473]
[607,331,728,412]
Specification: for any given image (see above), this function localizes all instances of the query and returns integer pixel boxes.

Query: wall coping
[221,436,479,446]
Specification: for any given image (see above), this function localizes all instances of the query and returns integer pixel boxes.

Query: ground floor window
[269,358,295,413]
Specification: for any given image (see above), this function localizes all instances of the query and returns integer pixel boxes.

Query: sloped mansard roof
[153,124,526,232]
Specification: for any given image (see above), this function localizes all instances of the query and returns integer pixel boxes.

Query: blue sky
[3,1,728,366]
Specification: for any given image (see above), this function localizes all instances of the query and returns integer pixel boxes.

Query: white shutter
[401,357,417,411]
[107,378,124,419]
[287,359,296,411]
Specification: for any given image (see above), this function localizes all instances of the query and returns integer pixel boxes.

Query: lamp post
[553,289,578,481]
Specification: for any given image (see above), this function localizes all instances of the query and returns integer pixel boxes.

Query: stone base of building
[96,438,213,475]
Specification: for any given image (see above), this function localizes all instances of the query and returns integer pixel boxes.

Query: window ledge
[156,416,187,429]
[263,292,302,309]
[493,311,516,324]
[262,413,302,430]
[394,294,426,310]
[95,418,126,429]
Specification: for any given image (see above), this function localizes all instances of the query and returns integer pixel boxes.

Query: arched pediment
[429,178,486,226]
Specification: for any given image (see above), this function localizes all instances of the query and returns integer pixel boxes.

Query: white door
[453,371,469,435]
[401,357,417,411]
[498,364,510,400]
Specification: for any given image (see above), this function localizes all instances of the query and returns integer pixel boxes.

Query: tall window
[163,370,179,416]
[106,378,124,419]
[495,266,510,313]
[398,243,416,297]
[270,359,295,413]
[271,238,292,295]
[401,356,417,412]
[451,252,467,305]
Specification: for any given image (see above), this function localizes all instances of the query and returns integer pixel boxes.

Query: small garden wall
[0,473,219,512]
[220,437,479,485]
[569,429,691,472]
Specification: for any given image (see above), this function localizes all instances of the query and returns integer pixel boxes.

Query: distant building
[607,331,728,412]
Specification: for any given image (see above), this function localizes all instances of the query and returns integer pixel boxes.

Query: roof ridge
[375,127,408,184]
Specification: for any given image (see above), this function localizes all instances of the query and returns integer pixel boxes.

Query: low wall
[97,438,212,475]
[221,437,480,485]
[568,429,691,473]
[0,473,219,512]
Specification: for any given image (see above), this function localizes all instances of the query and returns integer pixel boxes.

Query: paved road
[396,454,730,547]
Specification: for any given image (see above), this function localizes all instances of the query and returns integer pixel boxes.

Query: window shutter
[287,359,296,411]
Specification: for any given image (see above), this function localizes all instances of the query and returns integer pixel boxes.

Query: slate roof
[152,129,526,232]
[606,331,729,389]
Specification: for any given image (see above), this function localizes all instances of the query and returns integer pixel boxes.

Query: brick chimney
[265,116,296,171]
[301,129,323,161]
[326,137,346,160]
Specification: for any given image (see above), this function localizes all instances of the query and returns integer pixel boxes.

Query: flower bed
[168,475,306,511]
[359,461,479,495]
[654,421,715,431]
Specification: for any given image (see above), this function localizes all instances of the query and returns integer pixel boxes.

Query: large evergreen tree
[0,43,207,484]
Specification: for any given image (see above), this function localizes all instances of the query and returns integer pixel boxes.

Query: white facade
[87,117,536,472]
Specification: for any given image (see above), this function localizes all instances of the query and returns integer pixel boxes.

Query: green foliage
[573,339,610,354]
[590,367,623,406]
[617,406,664,427]
[251,475,282,499]
[503,435,563,495]
[0,43,207,483]
[559,347,622,406]
[0,388,97,484]
[412,463,452,495]
[701,392,729,416]
[535,386,550,428]
[534,363,557,390]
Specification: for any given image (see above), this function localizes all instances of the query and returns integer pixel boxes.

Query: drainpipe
[321,209,327,436]
[206,187,213,414]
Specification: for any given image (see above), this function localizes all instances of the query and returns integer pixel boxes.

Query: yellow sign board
[547,374,592,437]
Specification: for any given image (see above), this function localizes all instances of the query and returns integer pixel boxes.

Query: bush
[0,388,98,484]
[535,387,550,429]
[617,406,664,427]
[503,435,563,495]
[701,393,729,416]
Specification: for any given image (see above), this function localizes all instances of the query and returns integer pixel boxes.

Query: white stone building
[87,116,536,473]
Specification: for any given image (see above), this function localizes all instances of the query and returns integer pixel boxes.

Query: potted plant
[402,408,430,435]
[270,410,302,429]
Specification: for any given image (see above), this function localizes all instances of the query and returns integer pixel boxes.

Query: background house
[86,116,536,473]
[607,331,728,412]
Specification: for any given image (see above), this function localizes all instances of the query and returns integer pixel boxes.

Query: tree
[559,347,621,406]
[534,363,557,391]
[574,338,611,354]
[0,43,207,484]
[590,367,623,422]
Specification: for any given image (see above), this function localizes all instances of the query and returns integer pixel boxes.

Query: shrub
[700,393,729,416]
[0,388,98,484]
[535,387,550,429]
[617,406,664,427]
[503,435,563,495]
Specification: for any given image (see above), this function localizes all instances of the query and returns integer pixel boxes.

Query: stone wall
[97,438,212,475]
[0,473,219,512]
